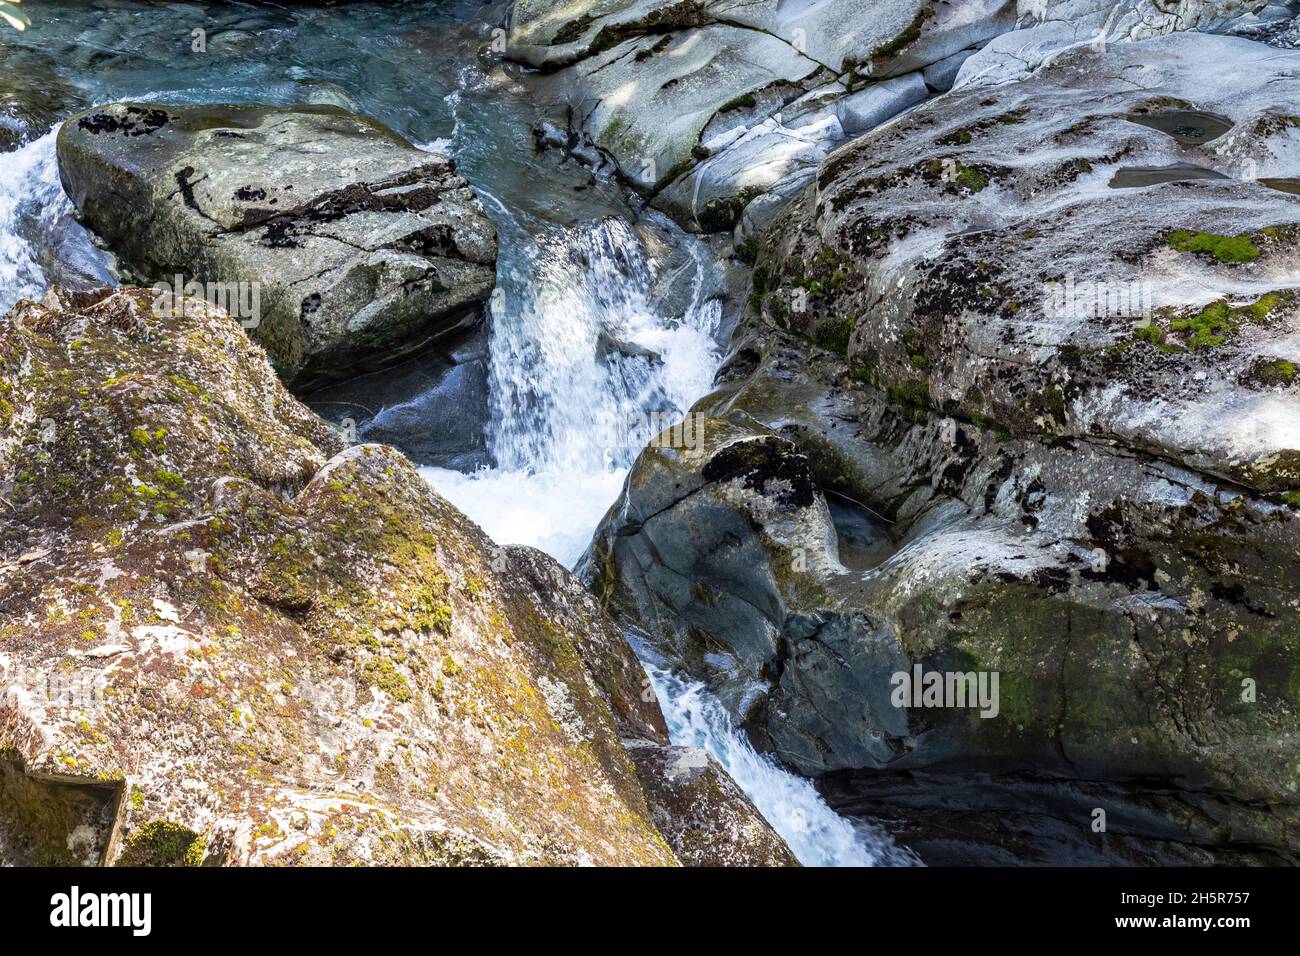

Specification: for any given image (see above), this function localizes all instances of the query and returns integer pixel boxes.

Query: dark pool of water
[1123,109,1233,145]
[1108,163,1230,188]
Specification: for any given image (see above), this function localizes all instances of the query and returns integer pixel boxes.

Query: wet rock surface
[55,102,498,388]
[511,0,1018,233]
[0,288,790,866]
[0,64,81,153]
[305,325,494,471]
[629,742,800,866]
[508,0,1289,236]
[587,31,1300,863]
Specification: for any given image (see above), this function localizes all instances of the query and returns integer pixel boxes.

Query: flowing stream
[0,0,895,866]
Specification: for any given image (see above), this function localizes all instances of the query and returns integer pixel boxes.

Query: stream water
[0,0,896,866]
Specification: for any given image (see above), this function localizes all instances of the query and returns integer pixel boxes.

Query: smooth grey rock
[56,102,498,388]
[835,72,929,136]
[921,47,978,91]
[586,31,1300,861]
[509,0,1272,236]
[305,325,494,471]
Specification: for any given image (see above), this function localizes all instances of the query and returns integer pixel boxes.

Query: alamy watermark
[598,410,705,460]
[50,887,151,936]
[1041,274,1155,323]
[151,275,261,329]
[891,665,1000,718]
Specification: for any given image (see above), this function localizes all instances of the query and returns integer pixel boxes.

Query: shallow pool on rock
[1108,163,1230,188]
[1123,108,1233,144]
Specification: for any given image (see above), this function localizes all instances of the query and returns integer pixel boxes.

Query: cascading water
[0,133,82,311]
[1,129,113,312]
[646,664,914,867]
[418,211,900,866]
[419,214,722,566]
[0,0,896,866]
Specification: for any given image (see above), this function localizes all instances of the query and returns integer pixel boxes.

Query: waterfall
[416,172,891,866]
[420,214,722,567]
[646,664,914,867]
[0,132,63,311]
[0,131,111,312]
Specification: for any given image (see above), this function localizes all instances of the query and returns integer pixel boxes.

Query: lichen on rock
[0,287,789,866]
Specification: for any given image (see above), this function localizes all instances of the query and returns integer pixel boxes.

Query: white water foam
[420,465,628,568]
[646,663,909,867]
[0,132,66,311]
[411,123,892,866]
[421,216,721,568]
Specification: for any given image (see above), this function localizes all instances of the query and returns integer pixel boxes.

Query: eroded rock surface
[586,31,1300,863]
[0,288,790,866]
[508,0,1289,236]
[56,103,498,388]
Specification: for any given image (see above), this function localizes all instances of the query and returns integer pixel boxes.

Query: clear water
[646,664,915,867]
[0,0,885,865]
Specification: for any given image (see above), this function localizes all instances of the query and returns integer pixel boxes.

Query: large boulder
[56,103,498,388]
[585,32,1300,862]
[513,0,1018,233]
[508,0,1284,236]
[0,287,791,866]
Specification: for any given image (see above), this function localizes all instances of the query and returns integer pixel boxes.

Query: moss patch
[1167,230,1261,264]
[1252,358,1298,386]
[116,820,205,867]
[814,315,856,356]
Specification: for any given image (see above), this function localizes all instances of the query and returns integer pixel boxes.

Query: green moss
[1041,384,1067,425]
[551,13,594,44]
[1132,324,1168,348]
[719,92,757,112]
[1170,300,1236,348]
[1243,291,1289,321]
[117,820,205,867]
[887,379,932,423]
[870,8,933,64]
[1131,291,1294,351]
[956,164,988,193]
[1281,491,1300,507]
[697,186,763,232]
[1168,230,1261,264]
[814,315,856,356]
[1256,359,1297,386]
[909,354,930,371]
[364,657,412,703]
[734,237,761,265]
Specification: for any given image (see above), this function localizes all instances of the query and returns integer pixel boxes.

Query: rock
[0,287,792,866]
[510,0,1019,232]
[0,63,80,153]
[509,0,1279,235]
[523,0,1209,234]
[305,325,494,471]
[834,73,929,136]
[55,103,498,388]
[629,743,800,866]
[921,48,978,92]
[956,0,1291,88]
[585,32,1300,862]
